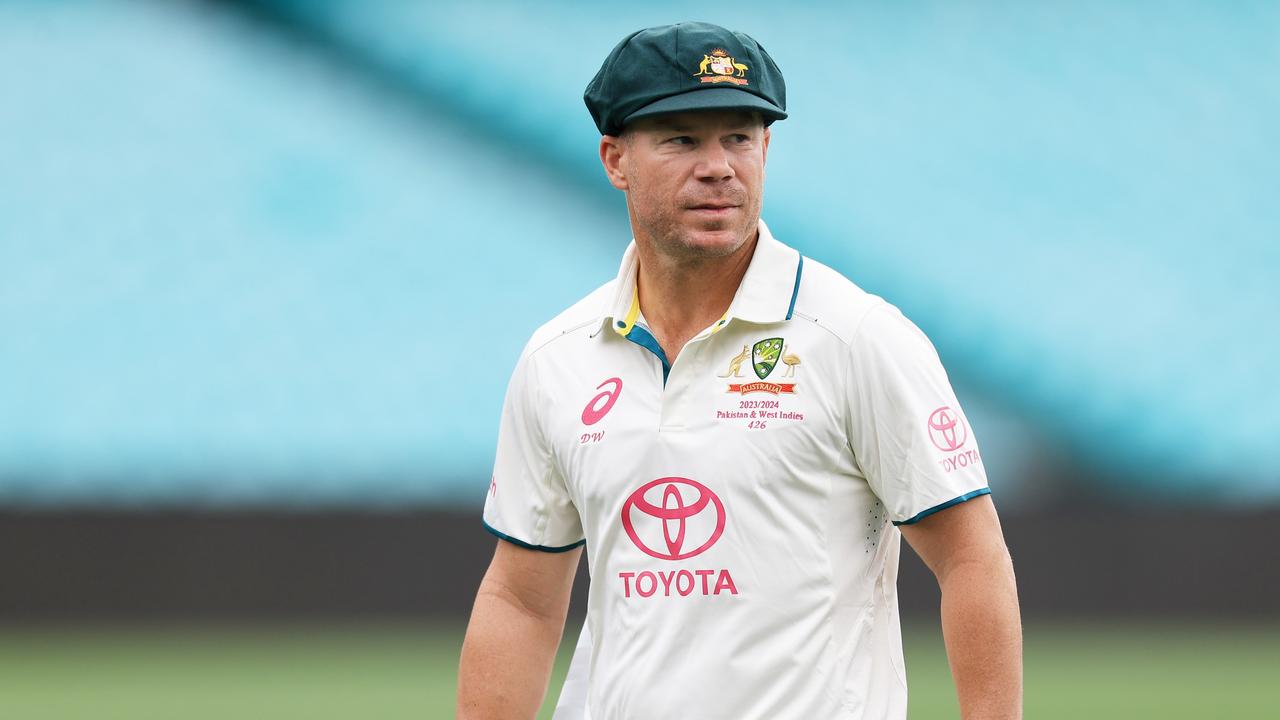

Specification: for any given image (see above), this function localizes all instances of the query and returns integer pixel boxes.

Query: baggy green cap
[584,22,787,136]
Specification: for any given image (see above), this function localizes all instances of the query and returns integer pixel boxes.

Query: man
[458,21,1021,719]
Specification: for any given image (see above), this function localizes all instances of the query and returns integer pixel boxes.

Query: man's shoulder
[791,256,891,346]
[794,256,938,357]
[520,279,616,359]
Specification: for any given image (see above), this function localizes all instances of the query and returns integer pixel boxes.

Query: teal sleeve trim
[892,487,992,526]
[785,254,804,320]
[482,519,585,553]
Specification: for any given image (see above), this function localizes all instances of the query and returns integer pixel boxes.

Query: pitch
[1,621,1275,719]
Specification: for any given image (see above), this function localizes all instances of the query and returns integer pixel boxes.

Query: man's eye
[730,134,751,143]
[668,136,694,145]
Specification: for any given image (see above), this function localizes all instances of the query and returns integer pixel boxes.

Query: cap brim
[622,87,787,129]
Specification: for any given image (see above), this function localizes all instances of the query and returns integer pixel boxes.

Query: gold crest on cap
[693,48,749,86]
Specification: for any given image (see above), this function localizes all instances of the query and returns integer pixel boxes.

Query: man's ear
[600,135,629,191]
[762,126,771,166]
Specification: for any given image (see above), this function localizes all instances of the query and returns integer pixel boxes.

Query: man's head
[585,22,786,260]
[600,110,769,260]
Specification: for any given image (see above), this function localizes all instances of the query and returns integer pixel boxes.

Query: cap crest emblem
[693,49,749,86]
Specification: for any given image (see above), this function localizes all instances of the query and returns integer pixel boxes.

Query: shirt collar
[605,219,804,338]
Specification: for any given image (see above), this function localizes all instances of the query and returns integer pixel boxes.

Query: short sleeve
[481,348,585,551]
[845,303,990,525]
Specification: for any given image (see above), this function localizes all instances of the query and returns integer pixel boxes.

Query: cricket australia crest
[752,337,783,379]
[721,338,799,395]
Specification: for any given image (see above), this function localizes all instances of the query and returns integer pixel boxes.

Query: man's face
[602,110,770,261]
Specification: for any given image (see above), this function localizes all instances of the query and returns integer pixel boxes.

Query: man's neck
[633,230,758,365]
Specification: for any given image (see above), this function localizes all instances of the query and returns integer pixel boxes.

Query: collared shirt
[483,220,990,720]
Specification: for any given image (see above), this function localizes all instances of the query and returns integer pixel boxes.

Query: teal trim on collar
[786,254,804,321]
[892,488,992,526]
[625,324,671,384]
[482,520,585,553]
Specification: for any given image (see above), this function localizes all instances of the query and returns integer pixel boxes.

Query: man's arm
[900,494,1022,719]
[457,540,582,720]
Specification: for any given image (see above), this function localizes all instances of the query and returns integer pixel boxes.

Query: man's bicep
[458,541,581,719]
[480,539,582,622]
[898,494,1009,581]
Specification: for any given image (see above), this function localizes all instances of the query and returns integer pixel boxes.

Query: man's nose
[694,142,735,181]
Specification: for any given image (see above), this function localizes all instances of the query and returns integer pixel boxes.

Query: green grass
[0,621,1276,718]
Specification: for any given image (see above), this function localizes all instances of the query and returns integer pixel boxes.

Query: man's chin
[676,226,753,258]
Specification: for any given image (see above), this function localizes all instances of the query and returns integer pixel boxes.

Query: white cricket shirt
[482,221,990,719]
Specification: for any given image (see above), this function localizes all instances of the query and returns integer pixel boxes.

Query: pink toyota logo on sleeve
[927,406,968,452]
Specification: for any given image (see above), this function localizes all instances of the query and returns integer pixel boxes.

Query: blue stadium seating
[2,0,1276,506]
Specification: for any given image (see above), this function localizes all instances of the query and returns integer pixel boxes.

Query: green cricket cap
[584,21,787,136]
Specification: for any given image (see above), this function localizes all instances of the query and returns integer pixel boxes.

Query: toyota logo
[927,406,968,452]
[621,477,726,561]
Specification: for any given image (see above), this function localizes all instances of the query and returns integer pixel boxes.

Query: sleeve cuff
[892,487,991,526]
[482,519,585,553]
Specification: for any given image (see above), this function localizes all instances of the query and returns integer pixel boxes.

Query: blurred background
[2,0,1278,717]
